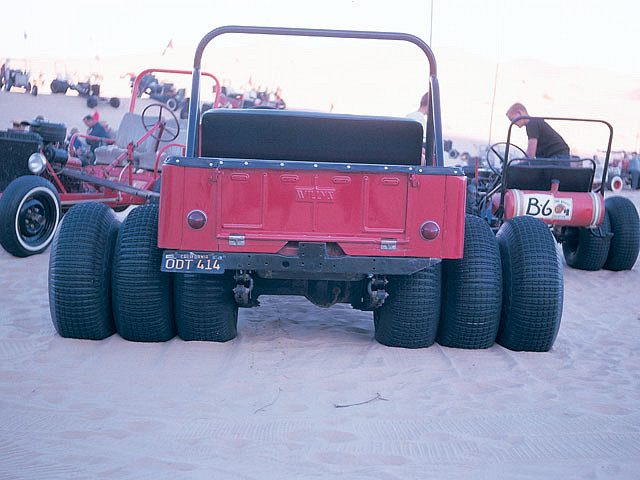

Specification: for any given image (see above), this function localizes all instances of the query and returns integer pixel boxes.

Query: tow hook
[233,272,258,307]
[360,276,388,310]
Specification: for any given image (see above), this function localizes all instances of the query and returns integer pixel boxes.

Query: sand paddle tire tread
[603,196,640,271]
[562,211,611,271]
[438,214,502,349]
[496,215,563,352]
[0,176,61,257]
[49,202,120,339]
[112,204,175,342]
[373,264,441,348]
[174,273,238,342]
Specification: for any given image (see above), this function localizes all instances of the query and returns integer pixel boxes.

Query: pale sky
[2,0,639,152]
[3,0,639,75]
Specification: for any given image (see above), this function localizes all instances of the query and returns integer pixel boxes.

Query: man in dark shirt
[82,114,109,153]
[506,103,569,159]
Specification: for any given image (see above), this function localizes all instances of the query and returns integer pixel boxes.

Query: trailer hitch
[233,271,258,307]
[354,276,388,311]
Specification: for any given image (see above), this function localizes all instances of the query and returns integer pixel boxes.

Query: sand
[1,88,640,479]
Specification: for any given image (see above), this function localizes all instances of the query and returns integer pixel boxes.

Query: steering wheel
[486,142,527,175]
[141,103,180,142]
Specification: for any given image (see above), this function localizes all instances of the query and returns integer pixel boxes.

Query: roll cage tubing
[502,116,613,206]
[186,25,444,166]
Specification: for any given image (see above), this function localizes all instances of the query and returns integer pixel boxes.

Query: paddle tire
[0,176,61,257]
[49,202,120,339]
[562,211,611,271]
[496,216,563,352]
[174,273,238,342]
[438,215,502,349]
[112,204,175,342]
[373,264,441,348]
[603,196,640,271]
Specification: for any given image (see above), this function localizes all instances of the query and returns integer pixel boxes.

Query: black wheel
[49,203,120,339]
[174,273,238,341]
[0,176,61,257]
[31,85,38,96]
[25,82,31,93]
[496,216,563,352]
[603,196,640,271]
[438,215,502,349]
[166,97,178,110]
[373,264,441,348]
[562,212,611,271]
[87,96,98,108]
[606,175,624,193]
[50,79,69,94]
[112,204,175,341]
[110,97,120,108]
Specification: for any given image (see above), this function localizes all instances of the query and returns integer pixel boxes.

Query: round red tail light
[187,210,207,229]
[419,221,440,241]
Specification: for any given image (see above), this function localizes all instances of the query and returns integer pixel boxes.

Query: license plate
[161,251,225,274]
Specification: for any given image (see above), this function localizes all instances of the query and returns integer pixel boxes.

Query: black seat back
[506,164,594,192]
[200,109,423,165]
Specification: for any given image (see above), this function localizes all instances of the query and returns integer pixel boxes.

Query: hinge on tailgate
[229,234,245,246]
[380,239,397,250]
[409,174,420,188]
[229,233,244,247]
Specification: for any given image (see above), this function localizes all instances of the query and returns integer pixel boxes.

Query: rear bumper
[171,242,439,276]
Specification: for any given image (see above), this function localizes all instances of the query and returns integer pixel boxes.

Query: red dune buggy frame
[49,26,565,353]
[0,68,220,257]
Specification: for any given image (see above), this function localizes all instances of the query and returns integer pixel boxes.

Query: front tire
[438,215,502,349]
[112,204,175,341]
[496,216,563,352]
[603,196,640,271]
[0,176,61,257]
[49,203,120,339]
[373,264,441,348]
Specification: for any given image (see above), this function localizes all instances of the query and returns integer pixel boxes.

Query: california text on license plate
[161,251,225,274]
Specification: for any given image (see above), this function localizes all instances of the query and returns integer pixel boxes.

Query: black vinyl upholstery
[506,164,594,192]
[200,109,423,166]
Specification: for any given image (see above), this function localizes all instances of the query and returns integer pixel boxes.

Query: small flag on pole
[162,39,173,56]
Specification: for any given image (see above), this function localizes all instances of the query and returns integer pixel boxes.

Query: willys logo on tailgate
[295,186,336,202]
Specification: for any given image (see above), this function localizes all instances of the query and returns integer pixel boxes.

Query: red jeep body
[157,27,466,295]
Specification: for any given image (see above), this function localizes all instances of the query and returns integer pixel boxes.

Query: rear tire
[49,203,120,339]
[496,216,563,352]
[603,196,640,271]
[110,97,120,108]
[438,215,502,349]
[112,204,175,341]
[87,96,98,108]
[374,264,441,348]
[562,211,611,271]
[174,273,238,341]
[0,176,61,257]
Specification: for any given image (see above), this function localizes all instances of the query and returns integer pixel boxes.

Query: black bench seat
[200,109,423,166]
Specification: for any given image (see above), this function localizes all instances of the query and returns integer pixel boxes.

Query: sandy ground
[1,88,640,478]
[0,188,639,479]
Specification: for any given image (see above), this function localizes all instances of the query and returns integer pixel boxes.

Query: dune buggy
[49,26,564,352]
[467,116,639,272]
[0,68,221,257]
[1,58,37,95]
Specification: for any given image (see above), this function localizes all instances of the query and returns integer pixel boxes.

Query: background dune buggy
[1,58,37,95]
[465,116,639,272]
[0,68,221,257]
[50,25,564,353]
